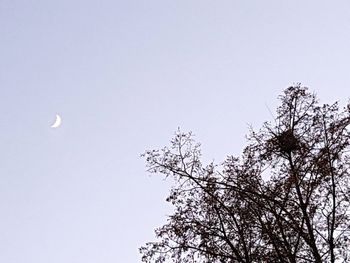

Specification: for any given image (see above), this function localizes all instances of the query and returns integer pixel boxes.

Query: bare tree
[140,85,350,263]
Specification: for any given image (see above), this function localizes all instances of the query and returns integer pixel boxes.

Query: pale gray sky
[1,1,350,262]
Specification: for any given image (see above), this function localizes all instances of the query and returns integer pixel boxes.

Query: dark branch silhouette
[140,85,350,263]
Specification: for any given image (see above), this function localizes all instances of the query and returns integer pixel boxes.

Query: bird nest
[275,129,300,154]
[264,129,300,157]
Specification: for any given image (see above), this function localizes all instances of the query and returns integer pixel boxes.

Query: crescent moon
[51,114,62,128]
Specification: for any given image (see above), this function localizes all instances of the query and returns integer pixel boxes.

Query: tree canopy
[140,86,350,263]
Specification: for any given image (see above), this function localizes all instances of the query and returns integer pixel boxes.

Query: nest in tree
[276,129,300,153]
[263,129,302,160]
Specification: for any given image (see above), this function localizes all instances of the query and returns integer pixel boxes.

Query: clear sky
[1,1,350,262]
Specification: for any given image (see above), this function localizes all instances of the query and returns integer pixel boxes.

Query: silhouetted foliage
[140,85,350,263]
